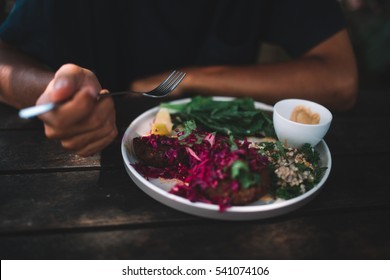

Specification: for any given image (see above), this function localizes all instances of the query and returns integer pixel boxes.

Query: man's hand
[37,64,118,157]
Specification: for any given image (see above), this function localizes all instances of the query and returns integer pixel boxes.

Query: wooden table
[1,90,389,260]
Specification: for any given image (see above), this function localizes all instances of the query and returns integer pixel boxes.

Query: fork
[18,70,186,119]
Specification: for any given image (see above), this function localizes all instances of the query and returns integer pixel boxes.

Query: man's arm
[132,29,358,111]
[184,29,358,111]
[0,40,54,108]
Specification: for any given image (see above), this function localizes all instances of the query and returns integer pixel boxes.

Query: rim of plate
[121,97,331,216]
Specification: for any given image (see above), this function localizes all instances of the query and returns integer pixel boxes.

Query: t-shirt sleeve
[0,0,97,72]
[263,0,347,57]
[0,0,62,67]
[0,0,129,89]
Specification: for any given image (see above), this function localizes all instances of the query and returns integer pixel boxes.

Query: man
[0,0,358,156]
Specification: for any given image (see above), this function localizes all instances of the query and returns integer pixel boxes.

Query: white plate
[121,97,332,220]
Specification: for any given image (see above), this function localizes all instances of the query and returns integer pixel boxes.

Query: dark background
[258,0,390,92]
[1,0,389,91]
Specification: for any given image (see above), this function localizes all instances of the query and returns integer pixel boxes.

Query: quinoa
[254,141,325,199]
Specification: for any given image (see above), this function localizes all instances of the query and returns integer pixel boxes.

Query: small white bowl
[273,99,332,148]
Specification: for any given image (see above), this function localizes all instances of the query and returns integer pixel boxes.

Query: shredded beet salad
[132,125,269,210]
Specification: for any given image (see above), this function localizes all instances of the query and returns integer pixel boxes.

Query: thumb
[36,76,76,105]
[52,76,76,102]
[37,64,100,105]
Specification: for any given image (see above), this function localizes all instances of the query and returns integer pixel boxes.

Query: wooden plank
[0,169,193,234]
[0,98,160,171]
[1,154,389,233]
[1,94,388,173]
[334,89,390,118]
[303,154,390,211]
[1,209,389,259]
[2,90,389,130]
[324,116,390,156]
[1,115,389,173]
[0,130,101,172]
[114,97,162,129]
[0,103,42,130]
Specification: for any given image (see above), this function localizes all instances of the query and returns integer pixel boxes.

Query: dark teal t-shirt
[0,0,346,91]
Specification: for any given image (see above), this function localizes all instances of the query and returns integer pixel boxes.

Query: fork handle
[18,91,128,119]
[19,102,59,119]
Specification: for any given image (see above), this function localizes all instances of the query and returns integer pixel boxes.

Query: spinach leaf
[162,96,275,138]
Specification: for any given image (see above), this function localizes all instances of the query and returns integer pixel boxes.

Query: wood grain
[1,90,390,260]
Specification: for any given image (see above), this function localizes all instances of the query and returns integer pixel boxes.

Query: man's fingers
[74,127,118,157]
[43,96,114,139]
[60,119,118,156]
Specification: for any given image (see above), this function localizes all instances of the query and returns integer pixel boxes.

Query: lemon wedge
[151,108,173,136]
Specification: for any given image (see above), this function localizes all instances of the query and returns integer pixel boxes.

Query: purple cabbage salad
[133,121,269,210]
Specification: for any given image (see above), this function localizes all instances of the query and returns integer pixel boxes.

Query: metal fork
[18,70,186,119]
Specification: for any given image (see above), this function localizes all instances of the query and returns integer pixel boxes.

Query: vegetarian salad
[128,96,327,211]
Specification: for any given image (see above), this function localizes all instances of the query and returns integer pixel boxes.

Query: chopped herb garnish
[231,160,261,189]
[256,141,325,200]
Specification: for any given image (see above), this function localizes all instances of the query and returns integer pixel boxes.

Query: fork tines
[145,70,186,97]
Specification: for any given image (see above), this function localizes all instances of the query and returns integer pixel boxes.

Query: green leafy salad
[161,96,276,138]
